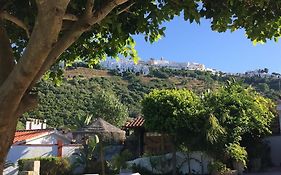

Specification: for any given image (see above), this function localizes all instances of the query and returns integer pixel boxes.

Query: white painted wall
[6,145,57,163]
[4,145,81,175]
[128,151,212,174]
[27,135,57,144]
[62,145,82,157]
[6,145,81,163]
[25,133,71,145]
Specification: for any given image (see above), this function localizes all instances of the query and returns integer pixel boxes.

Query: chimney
[25,118,47,130]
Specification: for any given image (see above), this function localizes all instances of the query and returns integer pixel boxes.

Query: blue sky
[133,16,281,73]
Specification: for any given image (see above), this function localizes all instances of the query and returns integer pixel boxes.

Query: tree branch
[16,93,38,116]
[117,1,135,15]
[85,0,95,17]
[63,14,78,21]
[28,0,129,90]
[0,24,15,86]
[90,0,128,24]
[0,11,30,38]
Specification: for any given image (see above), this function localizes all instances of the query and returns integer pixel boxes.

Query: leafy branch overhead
[5,0,281,69]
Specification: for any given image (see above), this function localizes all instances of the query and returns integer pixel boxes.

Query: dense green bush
[110,149,133,173]
[18,157,71,175]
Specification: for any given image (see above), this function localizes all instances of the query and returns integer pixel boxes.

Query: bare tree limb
[63,14,78,21]
[117,1,135,15]
[0,11,30,38]
[90,0,128,24]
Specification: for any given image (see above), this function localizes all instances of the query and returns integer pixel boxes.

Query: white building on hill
[187,62,206,71]
[147,58,209,71]
[100,59,150,75]
[100,57,216,75]
[147,57,170,66]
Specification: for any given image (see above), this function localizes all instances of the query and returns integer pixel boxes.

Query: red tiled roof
[13,129,53,144]
[125,117,145,128]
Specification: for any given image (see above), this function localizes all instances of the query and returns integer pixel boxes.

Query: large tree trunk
[0,23,18,174]
[0,0,70,173]
[0,112,18,173]
[0,0,128,174]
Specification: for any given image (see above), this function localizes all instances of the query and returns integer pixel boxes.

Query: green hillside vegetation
[148,67,281,100]
[23,67,281,128]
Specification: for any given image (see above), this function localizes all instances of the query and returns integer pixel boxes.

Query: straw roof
[78,117,125,142]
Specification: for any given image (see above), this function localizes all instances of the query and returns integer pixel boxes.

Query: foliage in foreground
[18,157,71,175]
[142,82,275,167]
[72,135,100,174]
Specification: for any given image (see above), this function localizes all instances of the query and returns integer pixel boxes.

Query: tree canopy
[142,83,275,166]
[142,89,200,136]
[202,82,275,161]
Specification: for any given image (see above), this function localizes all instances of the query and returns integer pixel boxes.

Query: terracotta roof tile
[125,117,145,128]
[13,129,53,144]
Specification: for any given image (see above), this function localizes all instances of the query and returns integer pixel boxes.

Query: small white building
[4,120,81,175]
[6,129,75,164]
[187,62,206,71]
[148,57,170,66]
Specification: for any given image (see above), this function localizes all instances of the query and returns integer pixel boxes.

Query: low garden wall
[4,144,81,175]
[128,151,212,174]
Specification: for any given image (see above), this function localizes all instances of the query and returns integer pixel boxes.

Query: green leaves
[206,114,226,144]
[142,89,200,134]
[225,143,248,166]
[6,0,281,76]
[24,78,129,128]
[142,82,275,163]
[204,82,275,139]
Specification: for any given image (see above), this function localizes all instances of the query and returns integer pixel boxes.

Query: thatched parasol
[77,117,126,175]
[82,117,125,143]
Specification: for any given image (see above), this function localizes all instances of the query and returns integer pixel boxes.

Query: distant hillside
[64,67,110,78]
[23,67,281,128]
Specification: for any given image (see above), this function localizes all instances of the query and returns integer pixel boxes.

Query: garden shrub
[18,157,71,175]
[110,149,133,172]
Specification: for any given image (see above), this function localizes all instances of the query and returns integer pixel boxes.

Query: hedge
[18,157,71,175]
